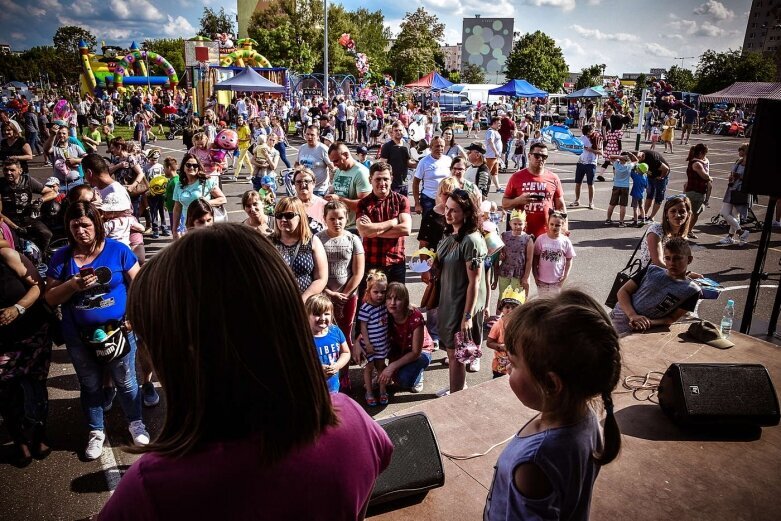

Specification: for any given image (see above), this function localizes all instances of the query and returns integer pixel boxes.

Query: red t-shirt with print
[504,168,563,238]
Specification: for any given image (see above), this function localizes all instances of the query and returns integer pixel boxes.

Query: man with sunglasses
[502,142,565,238]
[379,121,417,196]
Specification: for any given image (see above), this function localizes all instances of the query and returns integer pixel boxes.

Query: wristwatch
[464,312,472,320]
[14,304,26,315]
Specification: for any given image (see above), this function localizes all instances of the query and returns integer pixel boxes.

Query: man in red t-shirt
[498,113,516,171]
[502,142,565,238]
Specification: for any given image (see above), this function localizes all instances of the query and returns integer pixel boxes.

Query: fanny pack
[79,319,131,364]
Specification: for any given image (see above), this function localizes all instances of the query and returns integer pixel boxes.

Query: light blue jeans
[65,330,142,431]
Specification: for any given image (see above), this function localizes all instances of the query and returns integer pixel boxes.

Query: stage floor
[369,322,781,520]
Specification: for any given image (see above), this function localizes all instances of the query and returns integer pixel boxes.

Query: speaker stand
[741,198,777,335]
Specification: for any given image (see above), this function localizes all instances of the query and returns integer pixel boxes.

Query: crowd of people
[0,84,774,520]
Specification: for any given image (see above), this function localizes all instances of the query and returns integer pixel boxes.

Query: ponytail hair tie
[603,393,614,415]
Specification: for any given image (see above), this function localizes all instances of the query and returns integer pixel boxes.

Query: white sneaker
[85,430,105,460]
[739,230,750,244]
[718,236,735,245]
[436,387,451,398]
[129,420,150,446]
[467,358,481,373]
[411,381,424,393]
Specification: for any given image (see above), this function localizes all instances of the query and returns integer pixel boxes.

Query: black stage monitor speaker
[658,363,780,427]
[369,412,445,506]
[742,98,781,198]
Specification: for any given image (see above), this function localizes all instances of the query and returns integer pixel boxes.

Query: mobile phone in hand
[79,267,95,278]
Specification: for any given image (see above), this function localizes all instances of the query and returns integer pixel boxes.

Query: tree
[665,66,694,92]
[143,38,185,79]
[199,7,235,38]
[574,64,602,90]
[388,8,445,84]
[53,26,97,84]
[248,0,323,73]
[504,31,568,94]
[694,49,777,94]
[0,46,60,85]
[448,70,461,83]
[633,73,647,98]
[462,63,485,84]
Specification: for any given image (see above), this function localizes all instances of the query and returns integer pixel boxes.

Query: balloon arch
[290,74,357,99]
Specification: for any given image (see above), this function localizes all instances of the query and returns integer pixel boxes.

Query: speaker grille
[370,413,445,505]
[680,365,778,417]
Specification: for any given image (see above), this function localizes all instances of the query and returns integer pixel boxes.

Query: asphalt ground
[1,127,779,520]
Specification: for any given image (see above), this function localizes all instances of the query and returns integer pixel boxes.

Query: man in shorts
[679,106,698,146]
[638,149,670,222]
[570,124,601,209]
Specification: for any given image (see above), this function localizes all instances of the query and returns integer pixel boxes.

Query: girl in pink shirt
[533,209,575,298]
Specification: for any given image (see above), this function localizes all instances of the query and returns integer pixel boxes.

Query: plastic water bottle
[720,300,735,338]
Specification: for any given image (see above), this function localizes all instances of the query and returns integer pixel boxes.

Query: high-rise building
[461,17,514,83]
[442,43,462,73]
[743,0,781,79]
[743,0,781,54]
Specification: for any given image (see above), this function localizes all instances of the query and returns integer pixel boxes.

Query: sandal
[568,201,580,207]
[366,394,377,407]
[604,219,613,225]
[379,393,389,405]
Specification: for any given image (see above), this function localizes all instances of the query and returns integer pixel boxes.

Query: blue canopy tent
[488,79,548,98]
[405,71,453,91]
[565,87,606,99]
[213,66,286,93]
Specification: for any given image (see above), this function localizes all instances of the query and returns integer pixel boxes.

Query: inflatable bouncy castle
[79,40,179,96]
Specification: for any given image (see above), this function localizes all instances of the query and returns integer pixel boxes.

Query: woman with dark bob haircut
[99,224,392,520]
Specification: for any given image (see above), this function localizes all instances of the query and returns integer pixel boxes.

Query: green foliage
[504,31,568,94]
[248,0,323,73]
[694,49,777,94]
[389,7,445,84]
[0,46,61,84]
[52,26,97,84]
[143,39,185,78]
[664,66,694,92]
[633,73,647,98]
[198,7,235,38]
[315,5,390,79]
[575,64,602,91]
[462,64,485,84]
[448,70,461,83]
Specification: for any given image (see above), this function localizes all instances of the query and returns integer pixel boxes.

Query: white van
[450,84,502,105]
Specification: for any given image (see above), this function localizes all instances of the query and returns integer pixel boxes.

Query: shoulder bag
[605,229,649,308]
[200,180,228,223]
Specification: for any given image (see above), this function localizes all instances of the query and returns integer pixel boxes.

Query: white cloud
[71,0,97,17]
[38,0,61,8]
[693,1,734,21]
[669,19,725,37]
[524,0,576,11]
[30,7,46,16]
[570,24,638,42]
[108,0,162,22]
[10,31,25,40]
[162,15,196,37]
[556,37,586,56]
[587,0,602,4]
[646,43,676,58]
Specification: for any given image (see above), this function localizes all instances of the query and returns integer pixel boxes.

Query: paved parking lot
[1,128,779,520]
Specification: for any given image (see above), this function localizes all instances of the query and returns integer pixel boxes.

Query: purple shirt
[99,393,393,520]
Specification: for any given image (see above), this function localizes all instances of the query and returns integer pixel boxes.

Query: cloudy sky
[2,0,751,75]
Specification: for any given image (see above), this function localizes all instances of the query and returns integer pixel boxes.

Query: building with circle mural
[462,17,515,83]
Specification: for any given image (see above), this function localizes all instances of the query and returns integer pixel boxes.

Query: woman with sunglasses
[293,167,327,234]
[171,154,227,240]
[449,156,480,200]
[436,188,486,396]
[271,197,328,302]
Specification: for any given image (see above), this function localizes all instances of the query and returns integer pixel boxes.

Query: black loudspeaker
[369,412,445,506]
[742,98,781,198]
[658,363,780,427]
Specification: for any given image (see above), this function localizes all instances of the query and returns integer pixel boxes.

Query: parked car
[540,124,584,155]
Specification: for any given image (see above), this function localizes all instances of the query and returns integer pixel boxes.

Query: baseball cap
[44,176,60,187]
[686,320,734,349]
[322,133,334,143]
[260,175,275,186]
[98,192,131,213]
[89,118,100,125]
[636,162,649,174]
[464,141,486,154]
[356,145,368,155]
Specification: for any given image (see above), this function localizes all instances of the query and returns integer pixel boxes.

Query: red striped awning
[699,82,781,104]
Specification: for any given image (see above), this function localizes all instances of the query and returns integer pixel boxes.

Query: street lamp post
[323,0,329,101]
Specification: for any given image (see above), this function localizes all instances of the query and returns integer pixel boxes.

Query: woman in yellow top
[233,117,253,178]
[661,109,677,154]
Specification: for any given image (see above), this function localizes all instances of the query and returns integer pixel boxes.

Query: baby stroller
[166,114,187,140]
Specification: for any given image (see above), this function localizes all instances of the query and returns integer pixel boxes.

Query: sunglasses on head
[548,208,567,219]
[451,188,470,199]
[275,211,298,220]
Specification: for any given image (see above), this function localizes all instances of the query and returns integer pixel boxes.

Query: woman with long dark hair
[435,188,486,395]
[171,154,226,240]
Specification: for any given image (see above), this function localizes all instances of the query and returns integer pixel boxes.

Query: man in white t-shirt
[297,125,334,196]
[412,136,451,215]
[570,124,602,209]
[484,117,503,192]
[82,153,132,209]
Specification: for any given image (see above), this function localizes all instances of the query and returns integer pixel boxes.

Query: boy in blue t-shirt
[630,162,649,226]
[306,295,351,393]
[604,152,637,228]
